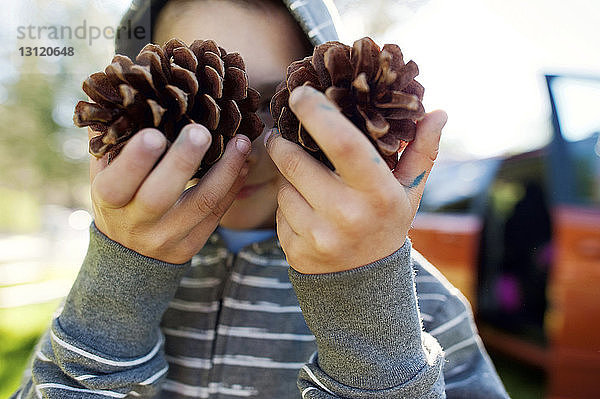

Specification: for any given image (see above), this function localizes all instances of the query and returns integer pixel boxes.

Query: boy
[12,0,509,397]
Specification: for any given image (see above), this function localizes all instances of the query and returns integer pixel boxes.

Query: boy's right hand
[89,124,251,264]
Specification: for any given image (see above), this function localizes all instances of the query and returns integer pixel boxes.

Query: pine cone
[73,38,264,178]
[270,37,425,170]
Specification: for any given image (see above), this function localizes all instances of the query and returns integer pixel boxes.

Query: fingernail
[188,126,210,147]
[263,127,278,147]
[143,130,165,150]
[434,111,448,129]
[235,136,251,155]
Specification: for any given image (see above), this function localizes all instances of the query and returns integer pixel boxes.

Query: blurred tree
[0,0,124,230]
[0,69,87,208]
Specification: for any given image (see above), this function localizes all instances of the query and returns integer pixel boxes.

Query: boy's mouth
[236,179,272,199]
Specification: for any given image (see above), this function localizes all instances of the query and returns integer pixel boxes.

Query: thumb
[393,110,447,208]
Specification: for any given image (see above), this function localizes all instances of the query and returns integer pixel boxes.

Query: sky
[2,0,600,159]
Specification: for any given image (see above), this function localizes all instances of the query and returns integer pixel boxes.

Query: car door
[544,74,600,398]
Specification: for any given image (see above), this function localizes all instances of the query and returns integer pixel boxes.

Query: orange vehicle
[410,74,600,398]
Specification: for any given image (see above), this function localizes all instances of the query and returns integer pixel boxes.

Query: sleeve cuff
[289,239,441,389]
[58,223,190,358]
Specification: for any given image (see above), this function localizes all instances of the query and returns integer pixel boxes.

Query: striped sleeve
[289,240,446,398]
[11,224,189,398]
[412,250,510,398]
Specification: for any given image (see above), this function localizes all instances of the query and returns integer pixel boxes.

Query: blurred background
[0,0,599,397]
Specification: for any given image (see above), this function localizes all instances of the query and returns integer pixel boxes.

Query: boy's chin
[219,184,278,230]
[219,219,276,230]
[219,207,276,230]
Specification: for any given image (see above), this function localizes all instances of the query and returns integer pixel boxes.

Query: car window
[548,76,600,206]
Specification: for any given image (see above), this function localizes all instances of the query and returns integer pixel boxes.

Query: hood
[114,0,342,59]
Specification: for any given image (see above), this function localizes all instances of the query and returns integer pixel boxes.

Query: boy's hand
[266,86,447,274]
[89,124,251,264]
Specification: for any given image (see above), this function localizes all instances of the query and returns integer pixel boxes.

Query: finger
[276,179,316,234]
[201,161,250,224]
[92,128,166,208]
[266,129,344,209]
[135,124,212,216]
[177,162,250,250]
[394,110,446,208]
[276,207,301,253]
[171,133,252,224]
[276,207,313,272]
[276,206,300,239]
[88,127,108,182]
[287,85,394,190]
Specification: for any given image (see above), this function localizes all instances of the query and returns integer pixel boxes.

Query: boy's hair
[115,0,341,60]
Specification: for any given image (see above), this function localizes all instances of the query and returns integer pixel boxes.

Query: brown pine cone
[73,38,264,178]
[270,37,425,170]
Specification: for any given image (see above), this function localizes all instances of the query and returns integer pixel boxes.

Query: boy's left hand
[266,85,447,274]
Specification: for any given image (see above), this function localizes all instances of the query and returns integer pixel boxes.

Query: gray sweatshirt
[11,225,508,398]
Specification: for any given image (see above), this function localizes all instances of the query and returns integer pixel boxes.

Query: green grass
[0,300,61,399]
